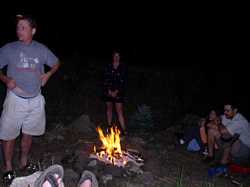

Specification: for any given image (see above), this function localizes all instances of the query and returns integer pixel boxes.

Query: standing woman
[103,51,128,135]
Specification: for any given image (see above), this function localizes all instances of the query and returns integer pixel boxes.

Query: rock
[88,160,97,167]
[56,135,65,141]
[101,174,113,184]
[63,168,79,184]
[103,165,124,177]
[69,114,96,135]
[125,162,143,175]
[61,153,77,165]
[138,171,154,185]
[73,152,93,172]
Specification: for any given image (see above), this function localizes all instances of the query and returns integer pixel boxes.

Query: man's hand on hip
[41,72,52,87]
[6,77,16,90]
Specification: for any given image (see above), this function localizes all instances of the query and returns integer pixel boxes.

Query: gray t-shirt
[0,40,58,97]
[221,113,250,147]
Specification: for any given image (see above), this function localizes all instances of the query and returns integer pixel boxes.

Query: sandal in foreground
[2,170,16,186]
[78,170,98,187]
[19,162,39,176]
[34,164,64,187]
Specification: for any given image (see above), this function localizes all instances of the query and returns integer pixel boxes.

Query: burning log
[89,150,144,167]
[89,126,144,168]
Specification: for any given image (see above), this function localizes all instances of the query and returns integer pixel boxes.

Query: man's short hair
[224,100,239,110]
[16,14,37,28]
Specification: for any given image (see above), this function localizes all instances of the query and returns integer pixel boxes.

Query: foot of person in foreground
[11,164,99,187]
[34,164,64,187]
[40,175,94,187]
[78,170,99,187]
[37,165,98,187]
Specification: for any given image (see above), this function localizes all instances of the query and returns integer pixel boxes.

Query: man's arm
[219,125,230,134]
[0,69,16,89]
[47,62,60,76]
[112,64,128,97]
[219,124,234,140]
[41,62,60,86]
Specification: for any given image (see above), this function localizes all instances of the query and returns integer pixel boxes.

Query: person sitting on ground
[10,164,99,187]
[199,110,221,155]
[179,109,221,154]
[205,103,250,166]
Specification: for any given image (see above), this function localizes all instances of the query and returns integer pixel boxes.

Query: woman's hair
[209,109,220,117]
[112,48,121,54]
[204,109,221,132]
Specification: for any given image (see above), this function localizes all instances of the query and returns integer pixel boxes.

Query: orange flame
[94,126,126,165]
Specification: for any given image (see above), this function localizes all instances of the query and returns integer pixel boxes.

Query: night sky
[0,4,249,117]
[0,4,247,67]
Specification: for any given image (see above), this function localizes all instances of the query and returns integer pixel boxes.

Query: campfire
[90,126,144,168]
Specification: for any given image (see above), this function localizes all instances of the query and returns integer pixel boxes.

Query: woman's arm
[103,65,112,95]
[116,64,128,93]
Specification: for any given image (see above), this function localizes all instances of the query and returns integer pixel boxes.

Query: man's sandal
[19,162,39,176]
[2,170,16,185]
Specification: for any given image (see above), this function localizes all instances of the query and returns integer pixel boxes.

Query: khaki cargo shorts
[0,91,46,140]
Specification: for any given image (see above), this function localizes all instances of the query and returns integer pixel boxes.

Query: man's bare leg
[3,139,15,171]
[221,139,240,164]
[20,133,32,168]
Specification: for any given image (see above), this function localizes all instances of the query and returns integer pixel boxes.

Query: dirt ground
[1,123,250,187]
[0,64,250,186]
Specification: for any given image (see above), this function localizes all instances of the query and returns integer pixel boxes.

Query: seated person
[179,109,220,154]
[205,103,250,166]
[199,110,220,154]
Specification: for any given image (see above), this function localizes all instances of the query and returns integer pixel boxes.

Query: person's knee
[208,129,220,138]
[231,141,250,163]
[116,109,123,116]
[115,104,123,114]
[106,106,112,113]
[106,103,113,110]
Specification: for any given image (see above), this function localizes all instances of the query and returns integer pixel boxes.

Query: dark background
[0,4,247,66]
[0,4,249,121]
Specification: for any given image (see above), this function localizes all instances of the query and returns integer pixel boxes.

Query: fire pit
[89,126,144,168]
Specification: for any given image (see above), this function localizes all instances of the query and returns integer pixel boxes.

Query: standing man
[0,14,60,183]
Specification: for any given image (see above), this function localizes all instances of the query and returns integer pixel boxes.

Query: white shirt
[221,113,250,147]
